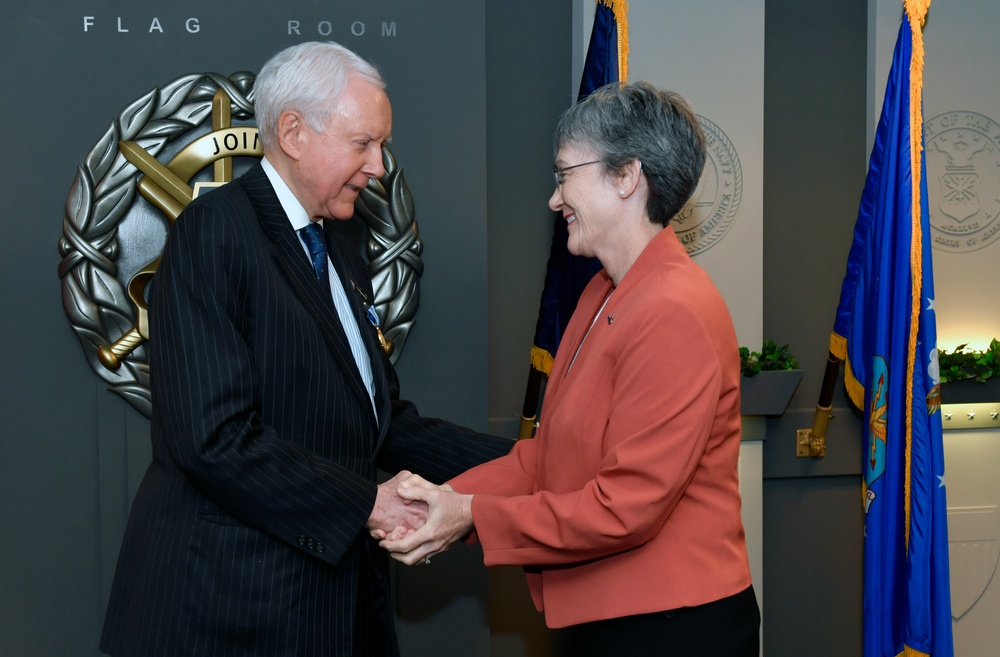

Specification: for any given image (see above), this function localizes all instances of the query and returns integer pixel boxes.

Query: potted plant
[939,339,1000,404]
[740,340,802,416]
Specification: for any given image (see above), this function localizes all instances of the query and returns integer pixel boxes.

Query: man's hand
[378,474,474,565]
[366,470,428,539]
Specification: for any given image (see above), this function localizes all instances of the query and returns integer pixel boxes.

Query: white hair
[253,41,385,153]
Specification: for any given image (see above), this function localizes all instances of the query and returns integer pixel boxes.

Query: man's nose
[363,145,386,179]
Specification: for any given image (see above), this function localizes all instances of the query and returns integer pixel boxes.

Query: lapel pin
[351,280,394,356]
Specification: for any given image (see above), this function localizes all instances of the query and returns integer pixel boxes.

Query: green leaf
[739,341,798,377]
[938,340,1000,384]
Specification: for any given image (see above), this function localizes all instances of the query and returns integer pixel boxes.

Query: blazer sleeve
[446,434,539,497]
[467,302,727,567]
[150,204,377,566]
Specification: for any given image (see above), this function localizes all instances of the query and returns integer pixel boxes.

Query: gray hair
[553,81,706,226]
[253,41,385,153]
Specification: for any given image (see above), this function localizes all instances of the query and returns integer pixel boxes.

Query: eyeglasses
[553,160,602,187]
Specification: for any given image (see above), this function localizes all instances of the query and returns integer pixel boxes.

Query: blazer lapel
[540,228,681,430]
[243,165,377,421]
[541,269,611,425]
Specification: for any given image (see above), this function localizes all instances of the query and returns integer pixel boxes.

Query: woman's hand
[378,474,474,565]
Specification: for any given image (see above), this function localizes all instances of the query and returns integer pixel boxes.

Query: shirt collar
[261,156,318,232]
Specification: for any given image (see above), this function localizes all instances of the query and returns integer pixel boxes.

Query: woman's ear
[617,159,643,199]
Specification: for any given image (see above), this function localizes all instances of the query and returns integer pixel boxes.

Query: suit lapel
[325,229,393,447]
[243,165,377,423]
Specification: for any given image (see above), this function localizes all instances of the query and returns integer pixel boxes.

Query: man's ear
[277,110,305,161]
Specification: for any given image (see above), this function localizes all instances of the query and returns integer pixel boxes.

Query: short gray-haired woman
[381,81,760,656]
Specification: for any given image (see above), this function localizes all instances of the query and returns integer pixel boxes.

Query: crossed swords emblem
[97,90,259,371]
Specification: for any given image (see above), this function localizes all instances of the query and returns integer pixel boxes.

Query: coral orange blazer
[450,226,752,628]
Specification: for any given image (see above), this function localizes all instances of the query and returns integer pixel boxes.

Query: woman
[380,81,760,656]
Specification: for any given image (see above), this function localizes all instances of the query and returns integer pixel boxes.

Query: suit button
[307,538,316,549]
[298,536,306,546]
[316,542,325,553]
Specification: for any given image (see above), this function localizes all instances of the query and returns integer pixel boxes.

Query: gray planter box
[940,377,1000,404]
[740,369,803,416]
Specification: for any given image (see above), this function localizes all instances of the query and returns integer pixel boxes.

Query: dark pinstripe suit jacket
[100,163,512,657]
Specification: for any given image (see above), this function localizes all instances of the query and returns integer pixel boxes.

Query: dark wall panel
[763,0,868,655]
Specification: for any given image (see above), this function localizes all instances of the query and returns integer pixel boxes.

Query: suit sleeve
[151,205,376,566]
[324,229,516,483]
[378,400,515,484]
[466,303,725,567]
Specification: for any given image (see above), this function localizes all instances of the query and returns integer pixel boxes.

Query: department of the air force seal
[673,115,743,256]
[58,72,422,418]
[924,110,1000,253]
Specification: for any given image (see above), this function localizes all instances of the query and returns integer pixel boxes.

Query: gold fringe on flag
[598,0,629,83]
[830,332,866,411]
[902,0,930,557]
[530,345,555,377]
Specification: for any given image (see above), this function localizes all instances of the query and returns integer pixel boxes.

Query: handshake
[366,471,475,565]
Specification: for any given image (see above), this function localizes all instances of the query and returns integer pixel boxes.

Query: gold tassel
[530,345,555,377]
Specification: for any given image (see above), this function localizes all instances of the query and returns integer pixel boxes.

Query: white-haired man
[100,41,511,657]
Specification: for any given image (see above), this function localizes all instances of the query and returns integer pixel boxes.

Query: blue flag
[528,0,628,377]
[830,3,953,656]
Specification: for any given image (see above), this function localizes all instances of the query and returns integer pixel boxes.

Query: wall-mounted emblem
[924,110,1000,253]
[58,72,423,418]
[675,115,743,256]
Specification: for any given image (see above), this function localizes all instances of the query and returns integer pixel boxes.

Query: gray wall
[486,3,573,440]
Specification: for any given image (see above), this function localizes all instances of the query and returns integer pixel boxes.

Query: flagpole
[518,366,544,439]
[518,0,628,441]
[796,352,841,458]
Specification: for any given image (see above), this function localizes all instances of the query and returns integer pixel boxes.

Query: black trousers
[554,585,760,657]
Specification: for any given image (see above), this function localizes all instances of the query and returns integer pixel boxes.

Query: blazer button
[298,536,306,546]
[316,542,325,553]
[307,538,316,550]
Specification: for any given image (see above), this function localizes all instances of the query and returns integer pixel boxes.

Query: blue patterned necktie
[299,222,332,298]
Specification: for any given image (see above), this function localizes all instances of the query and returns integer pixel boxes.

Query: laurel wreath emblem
[58,72,423,419]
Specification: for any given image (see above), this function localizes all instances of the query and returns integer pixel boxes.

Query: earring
[619,190,626,197]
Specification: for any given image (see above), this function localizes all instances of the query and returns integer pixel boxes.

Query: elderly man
[100,41,512,657]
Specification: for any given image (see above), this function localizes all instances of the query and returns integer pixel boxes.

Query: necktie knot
[299,222,329,283]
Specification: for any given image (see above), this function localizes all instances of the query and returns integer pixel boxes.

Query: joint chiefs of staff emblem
[57,72,424,419]
[924,110,1000,253]
[674,114,743,257]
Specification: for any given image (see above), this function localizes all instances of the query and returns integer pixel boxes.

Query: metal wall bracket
[796,402,832,458]
[796,429,826,458]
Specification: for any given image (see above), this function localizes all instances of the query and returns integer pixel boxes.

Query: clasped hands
[365,470,474,566]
